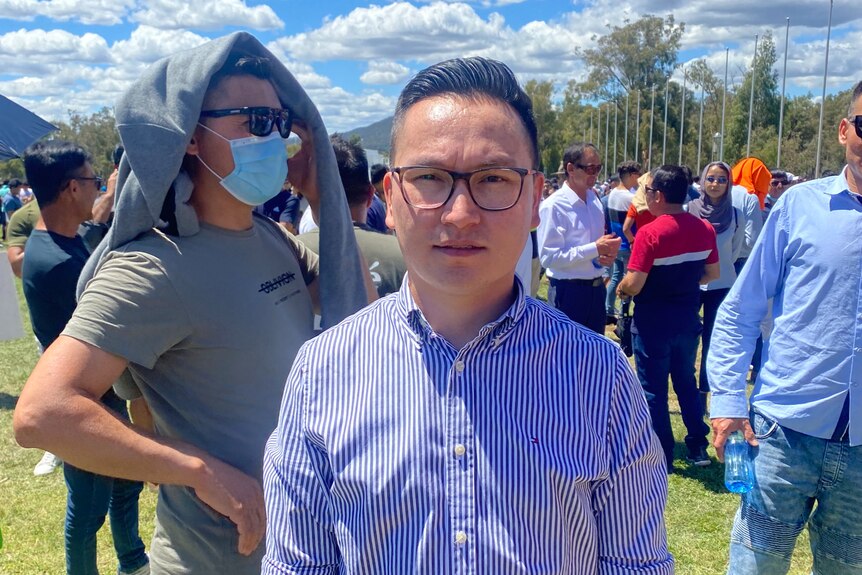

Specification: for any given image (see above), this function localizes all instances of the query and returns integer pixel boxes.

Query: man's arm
[708,200,788,459]
[593,353,674,573]
[13,336,266,555]
[699,262,720,285]
[742,192,763,253]
[537,202,619,272]
[622,215,636,245]
[617,270,647,298]
[90,169,117,224]
[7,246,24,278]
[262,346,342,573]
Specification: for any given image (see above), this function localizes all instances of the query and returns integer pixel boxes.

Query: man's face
[566,147,600,193]
[839,96,862,194]
[71,162,100,220]
[622,171,641,190]
[190,75,281,184]
[384,95,542,304]
[768,177,786,199]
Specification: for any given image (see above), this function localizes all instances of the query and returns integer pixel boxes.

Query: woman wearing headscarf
[689,161,745,412]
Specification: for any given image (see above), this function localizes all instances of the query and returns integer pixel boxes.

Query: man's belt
[550,277,604,287]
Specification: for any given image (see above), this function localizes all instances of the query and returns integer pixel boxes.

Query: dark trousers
[699,288,730,393]
[548,278,606,334]
[634,327,709,468]
[734,258,764,382]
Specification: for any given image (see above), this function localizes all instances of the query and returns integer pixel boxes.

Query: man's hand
[711,417,758,462]
[596,234,622,260]
[193,456,267,556]
[287,121,319,217]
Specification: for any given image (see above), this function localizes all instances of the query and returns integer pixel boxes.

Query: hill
[340,116,392,153]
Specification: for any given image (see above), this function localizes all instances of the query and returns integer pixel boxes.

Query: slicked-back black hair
[391,57,539,168]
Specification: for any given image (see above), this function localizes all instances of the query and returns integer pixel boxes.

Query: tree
[524,80,560,174]
[578,15,684,98]
[53,108,120,178]
[726,32,780,164]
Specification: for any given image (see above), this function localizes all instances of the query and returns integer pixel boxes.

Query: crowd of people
[1,29,859,575]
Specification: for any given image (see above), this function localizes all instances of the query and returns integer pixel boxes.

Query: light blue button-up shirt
[262,276,673,574]
[708,169,861,446]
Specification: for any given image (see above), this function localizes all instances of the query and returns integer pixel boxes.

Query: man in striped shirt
[263,57,673,574]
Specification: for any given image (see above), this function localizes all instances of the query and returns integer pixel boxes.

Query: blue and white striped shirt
[262,277,673,574]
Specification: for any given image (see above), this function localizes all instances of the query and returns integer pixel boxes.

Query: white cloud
[110,25,210,65]
[0,28,112,75]
[131,0,283,31]
[360,61,411,85]
[0,0,134,26]
[270,1,582,82]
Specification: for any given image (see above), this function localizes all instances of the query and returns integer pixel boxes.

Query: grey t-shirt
[299,223,406,297]
[63,219,318,574]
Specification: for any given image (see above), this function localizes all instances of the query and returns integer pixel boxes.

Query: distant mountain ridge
[340,116,392,153]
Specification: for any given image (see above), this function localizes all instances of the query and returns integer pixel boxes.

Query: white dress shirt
[537,181,605,280]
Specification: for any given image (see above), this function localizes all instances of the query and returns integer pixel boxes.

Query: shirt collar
[395,272,528,346]
[822,167,854,197]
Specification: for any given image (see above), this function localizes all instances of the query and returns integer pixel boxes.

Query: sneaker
[686,447,712,467]
[33,451,62,476]
[120,561,150,575]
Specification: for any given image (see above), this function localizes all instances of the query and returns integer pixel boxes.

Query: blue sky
[0,1,858,133]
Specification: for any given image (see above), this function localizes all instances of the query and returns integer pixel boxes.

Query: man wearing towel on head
[14,32,371,574]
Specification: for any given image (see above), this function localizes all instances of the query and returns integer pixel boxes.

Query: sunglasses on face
[199,106,294,138]
[705,176,728,184]
[770,180,785,187]
[849,115,862,139]
[575,163,602,176]
[74,176,104,188]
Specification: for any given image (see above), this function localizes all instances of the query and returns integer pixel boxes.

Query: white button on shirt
[455,531,468,545]
[454,360,465,373]
[453,444,466,457]
[537,182,605,280]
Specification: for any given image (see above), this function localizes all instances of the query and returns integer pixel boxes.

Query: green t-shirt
[5,200,40,247]
[298,223,406,297]
[63,219,318,574]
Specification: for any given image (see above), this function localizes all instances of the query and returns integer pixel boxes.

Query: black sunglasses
[75,176,104,188]
[575,163,602,176]
[200,106,294,138]
[849,115,862,139]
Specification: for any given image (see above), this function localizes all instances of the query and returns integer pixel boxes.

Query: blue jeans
[633,326,709,469]
[64,391,147,575]
[605,249,631,317]
[727,410,862,574]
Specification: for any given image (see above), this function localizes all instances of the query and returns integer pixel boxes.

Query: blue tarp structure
[0,93,58,160]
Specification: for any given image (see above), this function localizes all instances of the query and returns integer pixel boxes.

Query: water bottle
[724,431,755,494]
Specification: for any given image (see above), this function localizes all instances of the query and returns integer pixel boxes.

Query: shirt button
[454,443,466,457]
[454,360,465,373]
[455,530,467,545]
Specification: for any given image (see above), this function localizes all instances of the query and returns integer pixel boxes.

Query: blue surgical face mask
[196,123,288,206]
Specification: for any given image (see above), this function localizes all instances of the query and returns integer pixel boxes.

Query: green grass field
[1,275,813,574]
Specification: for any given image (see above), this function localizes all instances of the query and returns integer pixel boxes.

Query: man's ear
[530,172,544,229]
[384,172,396,230]
[839,117,850,146]
[186,127,201,156]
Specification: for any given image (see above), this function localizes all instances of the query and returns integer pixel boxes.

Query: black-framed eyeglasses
[199,106,294,138]
[75,176,104,189]
[645,185,660,196]
[705,175,728,184]
[390,165,539,211]
[848,115,862,139]
[575,163,602,176]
